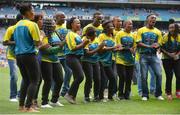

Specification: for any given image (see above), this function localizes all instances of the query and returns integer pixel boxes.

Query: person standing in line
[54,12,72,97]
[136,14,164,101]
[3,14,23,102]
[112,16,123,96]
[81,27,105,103]
[64,17,89,104]
[161,23,180,100]
[40,19,64,108]
[115,20,135,100]
[13,3,41,112]
[98,20,116,101]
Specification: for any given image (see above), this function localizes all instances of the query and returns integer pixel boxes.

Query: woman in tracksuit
[161,23,180,100]
[40,19,64,108]
[98,20,116,101]
[64,17,89,104]
[81,27,105,102]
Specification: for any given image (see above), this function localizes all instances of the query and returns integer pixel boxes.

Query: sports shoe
[142,97,148,101]
[50,101,64,107]
[157,96,164,101]
[10,98,18,102]
[41,104,53,108]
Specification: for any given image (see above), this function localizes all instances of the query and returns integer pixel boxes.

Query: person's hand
[115,45,124,51]
[59,41,66,47]
[39,44,51,49]
[173,54,179,60]
[151,43,159,49]
[98,42,106,49]
[129,47,135,54]
[83,39,90,46]
[167,52,176,58]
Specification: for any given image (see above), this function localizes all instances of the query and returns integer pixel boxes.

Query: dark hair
[16,13,23,22]
[16,3,33,15]
[66,17,77,29]
[167,23,180,45]
[43,19,55,38]
[93,11,102,19]
[146,13,156,20]
[86,27,96,37]
[169,18,175,25]
[33,14,43,23]
[102,20,112,33]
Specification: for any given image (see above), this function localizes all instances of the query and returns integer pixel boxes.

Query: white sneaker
[41,104,53,108]
[142,97,148,101]
[50,101,64,107]
[10,98,18,102]
[157,96,164,101]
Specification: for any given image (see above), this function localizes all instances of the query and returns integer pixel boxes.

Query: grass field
[0,67,179,114]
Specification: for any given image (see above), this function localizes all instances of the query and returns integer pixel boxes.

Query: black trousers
[16,54,40,108]
[99,63,116,99]
[116,64,134,98]
[112,60,118,94]
[41,61,63,105]
[82,61,101,98]
[66,55,84,98]
[162,59,180,95]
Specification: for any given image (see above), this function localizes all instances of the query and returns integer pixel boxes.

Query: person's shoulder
[98,24,103,29]
[83,23,92,29]
[6,25,15,32]
[154,27,161,33]
[163,33,168,38]
[116,30,124,37]
[139,26,146,31]
[98,33,105,38]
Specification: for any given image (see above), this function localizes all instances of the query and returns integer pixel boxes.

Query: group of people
[2,3,180,112]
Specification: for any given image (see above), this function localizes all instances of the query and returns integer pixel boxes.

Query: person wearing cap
[97,20,116,101]
[2,13,23,102]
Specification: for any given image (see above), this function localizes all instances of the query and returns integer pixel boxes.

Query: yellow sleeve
[97,34,105,45]
[157,30,163,45]
[115,32,121,46]
[82,36,89,49]
[82,26,87,36]
[132,33,137,47]
[161,34,168,45]
[42,37,49,44]
[136,29,142,43]
[3,26,14,41]
[29,22,40,41]
[178,34,180,42]
[66,32,76,50]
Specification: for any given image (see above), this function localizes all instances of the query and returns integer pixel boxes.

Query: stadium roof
[15,0,180,5]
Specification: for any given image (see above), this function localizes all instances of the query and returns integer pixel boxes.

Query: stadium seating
[0,6,179,21]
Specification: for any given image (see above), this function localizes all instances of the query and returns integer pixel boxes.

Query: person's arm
[42,46,62,54]
[85,42,105,55]
[30,23,41,47]
[137,42,151,48]
[72,39,89,51]
[2,40,15,46]
[3,26,15,46]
